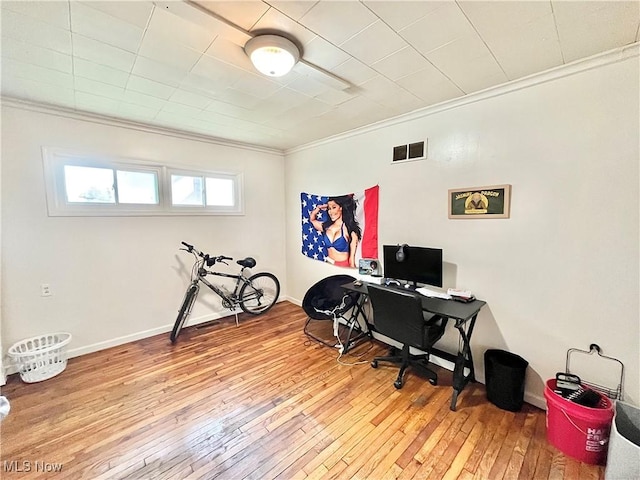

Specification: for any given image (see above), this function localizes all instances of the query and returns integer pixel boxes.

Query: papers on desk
[416,287,452,300]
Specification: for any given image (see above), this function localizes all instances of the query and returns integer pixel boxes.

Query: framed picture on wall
[448,184,512,219]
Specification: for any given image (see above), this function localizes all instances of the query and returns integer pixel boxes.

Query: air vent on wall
[392,140,427,163]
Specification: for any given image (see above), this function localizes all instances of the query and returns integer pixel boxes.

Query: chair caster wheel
[429,378,437,386]
[371,360,378,368]
[394,380,403,389]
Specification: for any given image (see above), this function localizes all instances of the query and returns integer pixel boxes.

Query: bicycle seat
[237,257,256,268]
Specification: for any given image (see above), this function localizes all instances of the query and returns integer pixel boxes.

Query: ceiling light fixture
[244,34,300,77]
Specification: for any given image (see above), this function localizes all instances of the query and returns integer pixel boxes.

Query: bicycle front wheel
[170,284,198,343]
[238,272,280,315]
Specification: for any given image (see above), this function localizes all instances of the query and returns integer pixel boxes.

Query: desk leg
[342,296,371,353]
[449,314,479,411]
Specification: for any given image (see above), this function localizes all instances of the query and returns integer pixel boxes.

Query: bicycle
[170,241,280,343]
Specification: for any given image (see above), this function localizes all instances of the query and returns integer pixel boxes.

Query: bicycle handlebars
[180,241,233,266]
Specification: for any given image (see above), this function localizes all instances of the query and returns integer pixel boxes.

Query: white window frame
[166,167,242,214]
[42,147,244,216]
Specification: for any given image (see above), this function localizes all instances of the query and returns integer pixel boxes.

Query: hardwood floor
[1,301,604,479]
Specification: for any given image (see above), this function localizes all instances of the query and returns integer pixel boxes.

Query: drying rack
[565,343,624,401]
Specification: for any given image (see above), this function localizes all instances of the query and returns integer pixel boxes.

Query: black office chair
[368,284,446,389]
[302,274,358,347]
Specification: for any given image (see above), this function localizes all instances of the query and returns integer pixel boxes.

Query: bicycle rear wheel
[171,283,198,343]
[238,272,280,315]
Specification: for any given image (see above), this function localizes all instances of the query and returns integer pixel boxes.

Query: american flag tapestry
[301,185,379,268]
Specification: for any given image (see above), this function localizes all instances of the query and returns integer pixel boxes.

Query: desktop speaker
[358,258,380,276]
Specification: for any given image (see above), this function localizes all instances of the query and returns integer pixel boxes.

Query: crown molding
[286,42,640,155]
[0,97,283,156]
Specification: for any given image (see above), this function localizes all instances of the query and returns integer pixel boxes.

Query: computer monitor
[383,244,443,287]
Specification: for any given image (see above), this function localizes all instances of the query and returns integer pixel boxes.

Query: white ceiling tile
[341,20,406,65]
[458,1,552,35]
[122,89,167,110]
[78,1,154,29]
[75,76,125,100]
[263,86,310,108]
[180,72,223,98]
[126,75,176,100]
[118,101,160,121]
[553,0,634,19]
[145,7,215,53]
[1,8,72,54]
[2,57,74,89]
[290,60,350,91]
[138,36,202,71]
[70,2,144,53]
[4,77,75,107]
[484,14,563,80]
[203,37,254,72]
[285,76,330,97]
[169,89,214,109]
[231,73,283,99]
[331,58,378,86]
[197,108,235,125]
[74,57,130,88]
[300,36,351,71]
[2,37,72,74]
[75,91,122,113]
[1,1,70,29]
[426,34,507,92]
[267,1,318,21]
[457,69,510,95]
[400,2,475,55]
[554,1,640,62]
[299,1,378,45]
[72,33,137,72]
[358,75,420,110]
[132,57,188,88]
[214,87,263,110]
[0,76,27,97]
[371,46,431,81]
[314,88,352,107]
[158,102,204,118]
[363,0,442,31]
[395,66,464,104]
[251,7,316,46]
[190,54,245,87]
[332,95,386,123]
[196,1,270,31]
[203,98,253,119]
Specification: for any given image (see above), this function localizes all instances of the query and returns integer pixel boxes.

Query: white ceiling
[2,1,639,151]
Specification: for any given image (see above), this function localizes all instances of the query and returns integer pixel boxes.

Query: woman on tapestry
[310,195,362,268]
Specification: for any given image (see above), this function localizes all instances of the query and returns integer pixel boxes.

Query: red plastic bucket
[544,379,614,464]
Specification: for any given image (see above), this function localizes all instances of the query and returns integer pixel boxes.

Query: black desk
[342,281,486,411]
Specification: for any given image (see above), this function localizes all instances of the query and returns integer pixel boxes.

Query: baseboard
[2,308,244,377]
[286,295,302,307]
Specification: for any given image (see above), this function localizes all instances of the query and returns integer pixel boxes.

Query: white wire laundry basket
[8,332,72,383]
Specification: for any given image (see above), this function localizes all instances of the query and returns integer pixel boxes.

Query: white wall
[1,105,286,359]
[284,51,639,408]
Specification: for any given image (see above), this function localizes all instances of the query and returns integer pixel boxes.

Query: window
[170,172,236,208]
[42,148,243,216]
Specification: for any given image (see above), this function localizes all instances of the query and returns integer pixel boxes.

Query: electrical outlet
[41,284,52,297]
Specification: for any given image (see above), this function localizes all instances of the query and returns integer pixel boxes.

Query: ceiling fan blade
[295,60,353,91]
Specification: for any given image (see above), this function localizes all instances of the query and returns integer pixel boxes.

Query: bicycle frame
[196,270,250,308]
[184,247,252,309]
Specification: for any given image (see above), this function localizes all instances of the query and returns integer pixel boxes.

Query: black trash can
[484,349,528,412]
